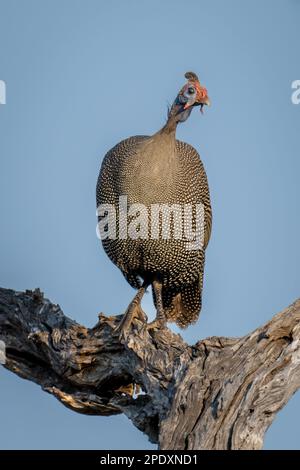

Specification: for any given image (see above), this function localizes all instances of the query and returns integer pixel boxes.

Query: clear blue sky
[0,0,299,449]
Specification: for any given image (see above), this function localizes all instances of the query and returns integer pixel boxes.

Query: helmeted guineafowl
[96,72,212,334]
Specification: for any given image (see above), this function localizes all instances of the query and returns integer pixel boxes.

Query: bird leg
[147,280,167,330]
[114,283,148,341]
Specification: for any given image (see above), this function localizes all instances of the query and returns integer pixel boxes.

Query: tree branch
[1,286,300,449]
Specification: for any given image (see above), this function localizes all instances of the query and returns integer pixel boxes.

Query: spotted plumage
[96,72,212,329]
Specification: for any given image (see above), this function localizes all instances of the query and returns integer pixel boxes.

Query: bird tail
[153,275,204,328]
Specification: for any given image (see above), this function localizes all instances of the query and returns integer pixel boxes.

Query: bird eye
[188,86,195,94]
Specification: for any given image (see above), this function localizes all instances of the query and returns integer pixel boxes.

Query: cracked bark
[1,287,300,449]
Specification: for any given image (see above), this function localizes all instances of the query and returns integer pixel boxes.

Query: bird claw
[113,322,130,342]
[113,309,134,342]
[114,305,147,342]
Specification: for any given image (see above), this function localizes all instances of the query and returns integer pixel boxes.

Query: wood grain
[1,287,300,449]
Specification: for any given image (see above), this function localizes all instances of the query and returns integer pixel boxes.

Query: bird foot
[114,304,147,342]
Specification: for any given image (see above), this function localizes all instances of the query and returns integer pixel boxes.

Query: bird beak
[183,93,210,110]
[178,79,211,112]
[183,101,193,110]
[182,84,211,111]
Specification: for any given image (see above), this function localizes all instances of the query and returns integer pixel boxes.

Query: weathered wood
[1,286,300,449]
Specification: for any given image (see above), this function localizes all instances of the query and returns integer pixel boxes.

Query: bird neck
[161,101,182,135]
[159,102,193,136]
[160,112,179,136]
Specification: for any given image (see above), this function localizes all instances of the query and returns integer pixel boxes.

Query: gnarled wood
[1,287,300,449]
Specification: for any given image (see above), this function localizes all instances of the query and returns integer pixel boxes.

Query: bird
[96,72,212,335]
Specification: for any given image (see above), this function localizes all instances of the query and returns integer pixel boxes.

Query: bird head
[170,72,210,123]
